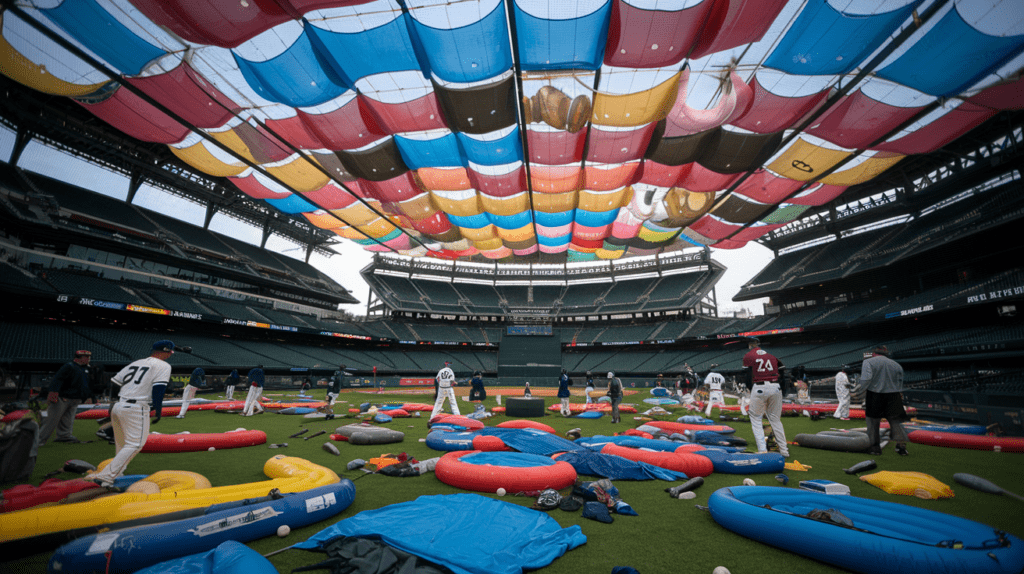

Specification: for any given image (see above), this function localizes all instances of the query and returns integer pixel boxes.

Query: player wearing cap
[323,364,347,420]
[741,337,789,457]
[703,364,726,418]
[242,365,266,416]
[176,367,204,419]
[88,340,173,488]
[38,349,95,446]
[224,369,239,401]
[430,360,459,419]
[557,368,572,416]
[833,366,853,420]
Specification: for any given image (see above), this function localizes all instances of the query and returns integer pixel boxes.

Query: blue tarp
[234,29,349,107]
[296,494,586,574]
[135,541,276,574]
[513,0,611,70]
[41,0,165,76]
[474,427,585,455]
[555,450,687,481]
[408,1,513,83]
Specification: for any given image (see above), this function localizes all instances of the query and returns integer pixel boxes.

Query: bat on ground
[304,430,327,441]
[288,429,309,438]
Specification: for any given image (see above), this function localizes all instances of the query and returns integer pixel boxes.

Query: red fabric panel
[364,172,423,203]
[969,76,1024,110]
[691,0,789,59]
[265,114,326,151]
[731,169,804,204]
[229,173,290,199]
[872,102,994,155]
[300,181,366,210]
[710,238,746,249]
[677,163,742,193]
[687,214,741,241]
[298,96,388,151]
[731,76,829,134]
[572,222,612,242]
[526,128,587,165]
[233,121,293,164]
[788,182,848,206]
[531,165,583,193]
[76,87,188,144]
[584,162,641,191]
[638,160,690,187]
[570,237,604,250]
[361,92,449,134]
[732,222,784,242]
[468,166,525,197]
[807,90,925,150]
[586,123,657,164]
[604,0,713,68]
[410,211,452,235]
[127,61,238,129]
[130,0,290,48]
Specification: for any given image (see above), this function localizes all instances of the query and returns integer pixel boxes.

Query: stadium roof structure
[0,0,1021,269]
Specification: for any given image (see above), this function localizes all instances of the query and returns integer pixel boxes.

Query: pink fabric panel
[130,0,290,48]
[710,238,746,249]
[604,0,713,68]
[536,223,572,237]
[300,181,365,210]
[539,243,569,254]
[586,123,657,164]
[364,172,423,203]
[691,0,789,59]
[732,223,784,242]
[872,102,994,155]
[611,208,644,238]
[127,62,238,129]
[229,173,290,199]
[788,182,848,206]
[731,170,804,204]
[807,91,925,150]
[514,244,539,256]
[361,92,449,134]
[677,163,743,193]
[468,166,525,197]
[77,87,189,144]
[665,69,752,137]
[233,121,293,164]
[265,114,326,151]
[298,96,388,151]
[527,128,587,165]
[730,76,829,134]
[638,160,691,187]
[572,222,613,242]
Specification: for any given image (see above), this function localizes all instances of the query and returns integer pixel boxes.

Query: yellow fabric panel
[860,471,954,499]
[480,192,530,215]
[821,153,904,186]
[592,71,681,127]
[474,237,504,251]
[331,201,381,226]
[443,238,473,251]
[263,155,329,193]
[533,191,578,213]
[0,23,105,97]
[459,224,498,241]
[397,193,437,220]
[495,223,535,243]
[638,225,678,242]
[431,191,481,217]
[358,217,400,238]
[208,126,259,165]
[417,167,471,190]
[578,188,629,213]
[169,140,248,178]
[767,138,851,182]
[596,248,625,260]
[301,210,345,230]
[530,165,583,193]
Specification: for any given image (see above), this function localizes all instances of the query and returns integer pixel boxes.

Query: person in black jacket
[38,350,95,446]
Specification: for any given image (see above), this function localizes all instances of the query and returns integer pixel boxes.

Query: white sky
[0,124,771,317]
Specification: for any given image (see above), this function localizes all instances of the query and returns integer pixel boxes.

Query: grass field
[6,389,1022,574]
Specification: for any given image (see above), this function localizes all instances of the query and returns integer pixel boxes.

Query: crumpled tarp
[296,494,586,574]
[554,450,687,482]
[135,541,276,574]
[474,427,585,455]
[295,536,452,574]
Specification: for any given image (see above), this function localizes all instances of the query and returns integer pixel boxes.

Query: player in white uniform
[833,366,853,420]
[430,361,459,419]
[703,364,726,417]
[177,367,203,418]
[88,340,174,488]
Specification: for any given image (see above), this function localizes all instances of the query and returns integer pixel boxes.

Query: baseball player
[557,368,572,416]
[324,364,347,420]
[741,337,789,457]
[224,369,239,400]
[703,364,726,418]
[176,367,204,418]
[242,365,266,416]
[430,361,459,419]
[88,340,173,488]
[833,366,853,420]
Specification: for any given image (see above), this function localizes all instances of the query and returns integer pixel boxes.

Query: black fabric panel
[335,138,409,182]
[711,194,773,224]
[434,75,517,135]
[644,124,716,166]
[697,129,783,174]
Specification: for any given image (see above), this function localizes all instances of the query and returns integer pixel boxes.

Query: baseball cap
[607,372,614,378]
[74,350,92,357]
[152,340,175,353]
[444,361,452,366]
[747,337,760,346]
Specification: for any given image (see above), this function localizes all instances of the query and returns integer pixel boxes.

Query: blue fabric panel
[395,133,466,169]
[462,451,557,467]
[41,0,165,75]
[448,213,491,228]
[234,31,348,107]
[487,210,532,229]
[877,8,1024,96]
[134,541,277,574]
[306,14,426,85]
[567,250,598,262]
[408,3,513,83]
[457,129,523,166]
[554,450,688,481]
[765,1,921,76]
[535,209,575,227]
[475,427,585,455]
[265,194,317,214]
[537,233,571,246]
[513,0,612,71]
[296,493,587,574]
[575,208,619,227]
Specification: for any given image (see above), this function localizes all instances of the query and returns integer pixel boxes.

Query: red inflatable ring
[435,450,577,493]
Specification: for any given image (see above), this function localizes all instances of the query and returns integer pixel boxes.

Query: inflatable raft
[435,450,577,493]
[599,443,714,477]
[142,429,267,453]
[795,430,871,452]
[426,430,509,452]
[908,430,1024,453]
[709,486,1024,574]
[642,420,735,435]
[331,423,404,445]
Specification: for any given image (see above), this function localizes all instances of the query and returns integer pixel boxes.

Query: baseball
[277,525,290,537]
[713,567,731,574]
[678,491,696,500]
[496,488,506,496]
[208,447,215,452]
[742,478,756,486]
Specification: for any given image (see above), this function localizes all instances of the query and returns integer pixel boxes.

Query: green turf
[6,391,1022,574]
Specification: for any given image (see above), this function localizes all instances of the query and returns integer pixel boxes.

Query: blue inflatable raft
[709,486,1024,574]
[693,449,785,474]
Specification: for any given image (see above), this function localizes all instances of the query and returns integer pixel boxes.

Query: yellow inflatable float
[1,455,338,542]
